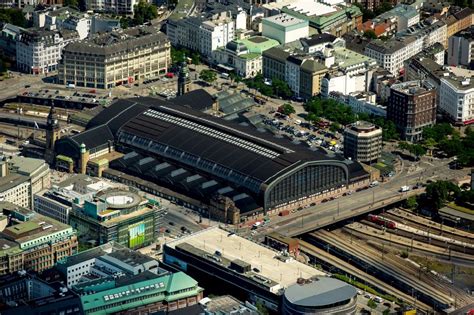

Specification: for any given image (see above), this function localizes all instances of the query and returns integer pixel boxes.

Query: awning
[217,64,234,71]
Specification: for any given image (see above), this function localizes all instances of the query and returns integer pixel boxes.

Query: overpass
[277,189,421,237]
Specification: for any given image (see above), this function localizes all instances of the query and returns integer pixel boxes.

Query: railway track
[310,230,457,310]
[345,222,474,262]
[360,220,474,255]
[337,230,474,309]
[298,240,433,313]
[386,209,474,241]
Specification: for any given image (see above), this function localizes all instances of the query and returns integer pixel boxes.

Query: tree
[405,196,418,210]
[0,8,28,27]
[363,30,377,39]
[199,69,217,85]
[423,123,454,143]
[425,181,461,210]
[63,0,78,7]
[133,0,158,25]
[272,78,293,98]
[280,103,296,116]
[255,301,269,315]
[374,1,393,15]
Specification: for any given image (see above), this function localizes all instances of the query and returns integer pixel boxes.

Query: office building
[375,4,419,32]
[69,188,162,249]
[164,227,356,313]
[54,95,369,214]
[439,76,474,125]
[0,171,30,208]
[320,47,377,98]
[344,121,382,164]
[280,0,362,36]
[263,48,328,98]
[16,28,78,74]
[0,272,84,315]
[448,27,474,69]
[366,18,447,74]
[34,174,115,224]
[0,201,78,274]
[85,0,137,15]
[0,24,24,60]
[58,25,170,89]
[0,243,203,315]
[56,242,163,288]
[9,156,50,208]
[167,11,236,59]
[388,81,437,142]
[213,36,279,78]
[262,14,309,45]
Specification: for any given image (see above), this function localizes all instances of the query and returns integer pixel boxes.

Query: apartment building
[16,28,78,74]
[365,18,447,75]
[375,4,419,32]
[0,202,77,275]
[86,0,137,15]
[344,121,382,164]
[448,27,473,69]
[320,47,377,98]
[439,76,474,125]
[388,81,437,142]
[213,36,279,78]
[263,47,328,99]
[58,26,170,89]
[167,12,236,59]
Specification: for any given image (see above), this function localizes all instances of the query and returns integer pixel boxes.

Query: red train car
[367,214,397,229]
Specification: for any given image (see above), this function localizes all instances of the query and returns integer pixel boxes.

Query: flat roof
[263,13,308,27]
[284,277,357,306]
[333,47,376,69]
[0,173,29,193]
[166,227,325,289]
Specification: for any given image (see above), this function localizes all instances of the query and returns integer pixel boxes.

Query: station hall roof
[58,91,367,184]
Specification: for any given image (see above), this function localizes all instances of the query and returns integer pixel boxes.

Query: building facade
[85,0,137,15]
[16,28,78,74]
[448,27,473,69]
[0,202,77,275]
[344,121,382,164]
[58,26,170,89]
[262,13,309,45]
[439,77,474,125]
[167,12,236,59]
[388,81,437,142]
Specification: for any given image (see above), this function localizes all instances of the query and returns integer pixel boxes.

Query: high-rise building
[344,121,383,164]
[388,81,437,142]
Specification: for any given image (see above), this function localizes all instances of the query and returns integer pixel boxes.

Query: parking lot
[260,110,344,154]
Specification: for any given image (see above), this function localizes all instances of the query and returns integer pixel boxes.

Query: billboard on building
[129,222,145,248]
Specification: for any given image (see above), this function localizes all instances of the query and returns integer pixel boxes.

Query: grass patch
[169,0,194,20]
[367,299,378,309]
[333,274,399,303]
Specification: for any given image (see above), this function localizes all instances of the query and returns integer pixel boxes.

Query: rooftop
[0,173,29,193]
[166,227,326,290]
[366,36,417,54]
[9,156,48,176]
[236,36,280,54]
[377,4,418,20]
[332,47,377,69]
[441,76,474,90]
[63,25,168,56]
[262,13,308,28]
[391,80,435,95]
[284,277,357,307]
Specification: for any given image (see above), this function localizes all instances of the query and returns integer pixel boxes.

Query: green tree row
[120,0,158,28]
[304,97,400,140]
[244,73,293,99]
[0,8,28,28]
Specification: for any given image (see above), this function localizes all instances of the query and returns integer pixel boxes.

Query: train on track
[367,214,397,229]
